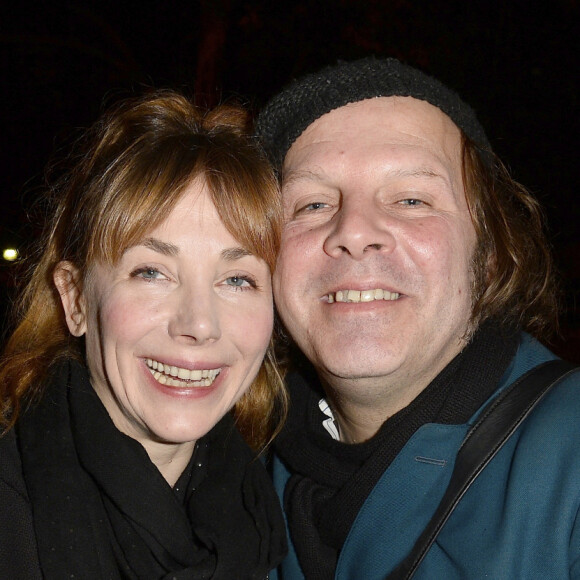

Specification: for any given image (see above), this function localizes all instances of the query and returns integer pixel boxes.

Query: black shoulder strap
[387,359,578,580]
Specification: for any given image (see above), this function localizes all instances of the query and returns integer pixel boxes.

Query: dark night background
[1,0,579,360]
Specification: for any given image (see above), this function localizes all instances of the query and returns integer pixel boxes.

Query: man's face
[273,97,478,406]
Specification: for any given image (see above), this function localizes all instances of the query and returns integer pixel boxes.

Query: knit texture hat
[257,56,491,169]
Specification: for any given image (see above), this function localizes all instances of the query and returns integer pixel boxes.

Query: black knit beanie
[257,56,491,170]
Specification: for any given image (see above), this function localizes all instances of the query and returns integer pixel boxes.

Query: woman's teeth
[327,289,401,303]
[146,359,220,388]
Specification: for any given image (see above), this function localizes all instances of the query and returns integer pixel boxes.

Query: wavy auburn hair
[463,135,559,338]
[1,90,287,449]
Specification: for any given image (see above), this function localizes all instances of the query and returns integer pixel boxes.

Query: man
[257,57,580,579]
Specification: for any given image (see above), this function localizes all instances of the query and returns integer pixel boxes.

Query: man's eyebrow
[141,237,180,256]
[221,247,254,261]
[390,167,447,181]
[282,168,328,187]
[282,166,449,186]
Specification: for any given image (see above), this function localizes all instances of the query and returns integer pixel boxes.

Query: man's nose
[323,199,396,260]
[167,285,221,344]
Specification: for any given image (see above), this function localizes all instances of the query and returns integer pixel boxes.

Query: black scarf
[274,321,519,579]
[16,358,287,579]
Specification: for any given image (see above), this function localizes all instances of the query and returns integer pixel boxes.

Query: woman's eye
[225,275,256,290]
[304,201,329,211]
[131,267,165,281]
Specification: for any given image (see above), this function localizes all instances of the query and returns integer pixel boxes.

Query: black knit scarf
[16,358,287,579]
[274,321,519,579]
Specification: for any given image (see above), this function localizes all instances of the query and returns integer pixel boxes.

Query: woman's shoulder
[0,427,29,501]
[0,428,42,579]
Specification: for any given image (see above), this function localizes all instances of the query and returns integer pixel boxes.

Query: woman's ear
[53,261,87,337]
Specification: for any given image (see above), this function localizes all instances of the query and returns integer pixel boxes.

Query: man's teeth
[146,359,220,387]
[328,289,400,303]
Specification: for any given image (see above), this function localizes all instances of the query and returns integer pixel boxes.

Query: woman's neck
[142,439,197,487]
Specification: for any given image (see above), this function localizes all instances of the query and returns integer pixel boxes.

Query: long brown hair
[463,135,559,338]
[0,90,287,449]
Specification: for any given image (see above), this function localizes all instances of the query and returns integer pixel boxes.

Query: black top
[0,427,42,580]
[0,358,286,579]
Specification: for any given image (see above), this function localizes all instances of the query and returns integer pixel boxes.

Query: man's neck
[314,329,478,444]
[321,377,423,444]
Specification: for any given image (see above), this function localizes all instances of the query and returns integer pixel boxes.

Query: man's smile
[326,289,401,303]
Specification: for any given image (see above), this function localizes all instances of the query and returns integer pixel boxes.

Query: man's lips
[325,288,401,303]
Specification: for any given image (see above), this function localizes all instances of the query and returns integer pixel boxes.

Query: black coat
[0,359,286,579]
[0,428,42,579]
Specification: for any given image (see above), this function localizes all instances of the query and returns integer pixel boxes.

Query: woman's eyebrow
[221,247,253,261]
[128,240,253,261]
[141,237,180,256]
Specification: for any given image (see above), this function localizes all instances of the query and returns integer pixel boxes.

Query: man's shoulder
[520,361,580,435]
[502,334,580,449]
[498,332,575,388]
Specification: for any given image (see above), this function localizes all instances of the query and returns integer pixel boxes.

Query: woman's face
[57,178,274,456]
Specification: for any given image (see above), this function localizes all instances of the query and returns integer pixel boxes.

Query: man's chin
[314,355,403,387]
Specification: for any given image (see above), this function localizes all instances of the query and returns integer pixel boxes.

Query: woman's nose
[167,286,221,344]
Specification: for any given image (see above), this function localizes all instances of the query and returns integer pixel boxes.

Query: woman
[0,91,287,579]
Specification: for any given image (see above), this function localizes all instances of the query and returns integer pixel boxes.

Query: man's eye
[399,198,424,206]
[293,201,330,215]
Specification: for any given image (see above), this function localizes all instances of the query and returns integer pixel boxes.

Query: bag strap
[387,359,578,580]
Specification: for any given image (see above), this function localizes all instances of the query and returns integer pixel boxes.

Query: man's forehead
[282,96,463,174]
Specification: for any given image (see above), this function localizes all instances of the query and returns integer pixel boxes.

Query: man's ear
[53,261,87,337]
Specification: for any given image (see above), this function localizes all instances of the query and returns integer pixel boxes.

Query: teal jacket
[271,335,580,579]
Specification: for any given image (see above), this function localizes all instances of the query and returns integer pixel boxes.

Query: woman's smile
[146,358,222,387]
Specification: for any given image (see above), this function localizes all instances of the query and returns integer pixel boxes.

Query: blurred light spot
[2,248,19,261]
